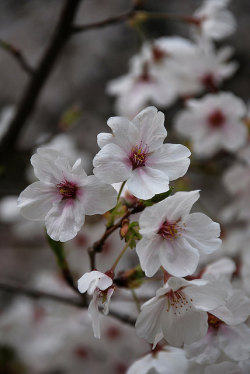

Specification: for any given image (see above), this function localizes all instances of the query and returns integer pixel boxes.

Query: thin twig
[0,39,34,75]
[72,8,136,33]
[0,280,135,326]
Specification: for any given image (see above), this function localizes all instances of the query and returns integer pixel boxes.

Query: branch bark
[0,280,135,326]
[0,39,34,74]
[0,0,82,161]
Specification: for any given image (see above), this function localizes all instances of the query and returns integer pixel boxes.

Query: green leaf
[47,234,67,270]
[141,187,173,206]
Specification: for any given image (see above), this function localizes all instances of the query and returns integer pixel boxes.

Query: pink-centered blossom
[18,148,117,242]
[93,106,191,200]
[192,0,236,41]
[78,271,114,339]
[175,92,247,158]
[135,276,227,347]
[136,190,221,277]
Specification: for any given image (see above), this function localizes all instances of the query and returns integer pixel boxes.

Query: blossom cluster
[1,0,250,373]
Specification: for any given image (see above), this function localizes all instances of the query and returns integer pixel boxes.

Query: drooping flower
[127,345,188,374]
[93,106,191,200]
[78,271,114,339]
[18,148,117,242]
[192,0,236,41]
[136,190,221,277]
[135,276,227,347]
[175,92,247,158]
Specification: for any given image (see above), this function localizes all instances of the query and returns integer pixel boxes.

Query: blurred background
[0,0,249,373]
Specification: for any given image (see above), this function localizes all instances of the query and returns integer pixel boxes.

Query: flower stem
[131,289,141,312]
[111,240,131,271]
[117,181,126,203]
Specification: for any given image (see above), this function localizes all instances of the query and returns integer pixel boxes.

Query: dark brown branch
[0,0,82,160]
[88,210,131,270]
[72,8,136,33]
[0,39,34,75]
[0,280,135,326]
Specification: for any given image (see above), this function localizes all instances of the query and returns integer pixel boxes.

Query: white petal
[218,324,250,361]
[127,354,153,374]
[97,132,113,148]
[184,281,227,311]
[132,106,167,151]
[202,257,236,280]
[81,175,117,215]
[148,143,191,181]
[161,305,208,347]
[185,330,220,365]
[18,181,58,221]
[78,271,106,294]
[93,143,131,184]
[107,116,139,151]
[127,166,169,200]
[136,236,162,277]
[103,287,114,315]
[183,213,221,255]
[45,199,85,242]
[135,296,166,346]
[88,290,101,339]
[159,236,200,277]
[31,148,72,184]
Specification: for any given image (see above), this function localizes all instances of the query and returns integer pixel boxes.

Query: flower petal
[18,181,58,221]
[136,236,162,277]
[127,166,169,200]
[45,199,85,242]
[81,175,117,215]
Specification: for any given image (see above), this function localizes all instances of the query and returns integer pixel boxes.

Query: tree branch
[0,0,83,160]
[0,280,135,326]
[0,39,34,75]
[72,8,136,33]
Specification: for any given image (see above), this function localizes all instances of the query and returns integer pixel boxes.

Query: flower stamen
[57,180,77,199]
[129,142,149,170]
[158,219,181,240]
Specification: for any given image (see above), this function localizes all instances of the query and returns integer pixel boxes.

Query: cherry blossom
[192,0,236,41]
[221,145,250,222]
[78,271,114,339]
[135,276,227,347]
[18,148,117,242]
[93,106,190,199]
[136,190,221,277]
[127,345,188,374]
[175,92,247,158]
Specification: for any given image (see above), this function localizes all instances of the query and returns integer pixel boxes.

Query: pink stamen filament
[57,180,77,199]
[158,219,180,240]
[129,142,149,170]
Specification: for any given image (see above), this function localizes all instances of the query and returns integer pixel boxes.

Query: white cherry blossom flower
[136,190,221,277]
[192,0,236,41]
[135,276,227,347]
[78,271,114,339]
[93,106,190,200]
[18,148,117,242]
[127,345,188,374]
[175,92,247,158]
[107,42,180,118]
[221,145,250,221]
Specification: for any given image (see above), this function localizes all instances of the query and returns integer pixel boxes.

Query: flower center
[208,313,223,329]
[158,219,180,240]
[57,180,77,199]
[152,46,166,63]
[201,73,216,92]
[129,142,149,170]
[166,290,192,314]
[208,110,225,128]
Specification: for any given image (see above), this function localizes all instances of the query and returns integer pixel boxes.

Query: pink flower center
[158,219,180,240]
[152,46,166,63]
[57,180,77,199]
[201,73,217,92]
[129,142,149,170]
[208,110,225,128]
